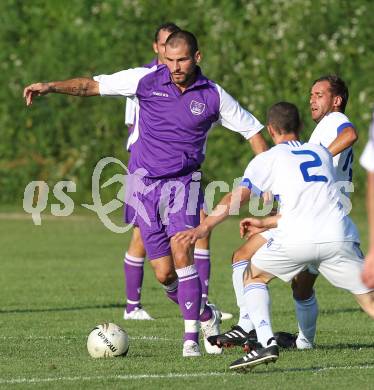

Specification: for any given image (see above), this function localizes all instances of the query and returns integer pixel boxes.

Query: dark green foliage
[1,0,373,203]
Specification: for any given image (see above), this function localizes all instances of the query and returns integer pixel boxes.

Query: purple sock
[163,279,179,304]
[176,265,201,343]
[124,252,144,313]
[184,332,199,343]
[194,248,211,308]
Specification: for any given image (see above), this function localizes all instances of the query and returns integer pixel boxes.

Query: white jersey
[360,110,374,172]
[309,112,354,183]
[241,141,359,244]
[125,97,137,126]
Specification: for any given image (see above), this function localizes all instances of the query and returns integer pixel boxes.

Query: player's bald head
[267,102,301,135]
[165,30,199,57]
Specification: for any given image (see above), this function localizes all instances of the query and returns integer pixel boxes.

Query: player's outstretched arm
[362,171,374,288]
[174,186,251,245]
[327,126,358,157]
[23,78,99,106]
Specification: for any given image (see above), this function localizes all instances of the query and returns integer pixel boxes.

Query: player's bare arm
[174,186,251,244]
[23,78,99,106]
[248,132,268,155]
[327,126,358,157]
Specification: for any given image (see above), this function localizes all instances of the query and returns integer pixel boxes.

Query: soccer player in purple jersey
[23,30,267,357]
[123,23,232,322]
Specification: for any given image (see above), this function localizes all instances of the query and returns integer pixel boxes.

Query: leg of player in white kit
[230,262,279,370]
[292,269,319,349]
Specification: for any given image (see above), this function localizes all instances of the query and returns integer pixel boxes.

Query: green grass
[0,207,373,389]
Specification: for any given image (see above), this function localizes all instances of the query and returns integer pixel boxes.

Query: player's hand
[239,217,267,239]
[362,248,374,289]
[23,82,50,106]
[173,225,210,245]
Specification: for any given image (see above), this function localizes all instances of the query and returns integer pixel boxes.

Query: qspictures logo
[22,156,353,233]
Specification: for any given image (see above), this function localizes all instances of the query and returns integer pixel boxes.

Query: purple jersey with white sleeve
[95,65,263,178]
[124,58,158,151]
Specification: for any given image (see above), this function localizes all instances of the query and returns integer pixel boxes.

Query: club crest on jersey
[185,301,193,310]
[190,100,205,115]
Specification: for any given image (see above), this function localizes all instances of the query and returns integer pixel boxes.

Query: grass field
[1,206,374,389]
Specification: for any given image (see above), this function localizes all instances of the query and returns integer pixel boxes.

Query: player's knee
[154,269,177,285]
[291,279,314,301]
[170,239,191,268]
[232,248,249,264]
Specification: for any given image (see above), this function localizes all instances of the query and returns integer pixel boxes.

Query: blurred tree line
[1,0,373,205]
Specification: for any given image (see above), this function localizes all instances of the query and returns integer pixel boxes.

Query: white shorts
[259,231,319,276]
[252,240,371,295]
[259,229,273,241]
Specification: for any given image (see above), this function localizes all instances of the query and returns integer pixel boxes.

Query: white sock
[232,260,255,333]
[294,291,318,349]
[244,283,274,347]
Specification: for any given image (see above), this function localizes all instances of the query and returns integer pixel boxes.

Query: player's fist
[239,217,266,239]
[23,82,50,106]
[173,225,210,245]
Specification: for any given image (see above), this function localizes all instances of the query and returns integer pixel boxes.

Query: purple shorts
[124,171,203,260]
[124,202,138,226]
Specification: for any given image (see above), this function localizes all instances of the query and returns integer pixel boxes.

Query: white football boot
[183,340,201,357]
[123,307,154,320]
[201,303,223,354]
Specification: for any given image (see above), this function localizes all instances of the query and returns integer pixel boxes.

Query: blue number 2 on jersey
[291,150,328,182]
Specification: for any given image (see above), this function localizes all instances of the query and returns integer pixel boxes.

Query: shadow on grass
[0,302,123,314]
[319,307,363,315]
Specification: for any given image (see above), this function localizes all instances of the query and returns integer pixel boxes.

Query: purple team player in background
[23,30,267,357]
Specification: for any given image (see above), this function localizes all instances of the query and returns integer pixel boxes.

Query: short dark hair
[267,102,301,135]
[312,75,349,113]
[154,23,181,43]
[165,30,199,56]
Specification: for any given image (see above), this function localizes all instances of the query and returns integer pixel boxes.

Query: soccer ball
[87,322,129,358]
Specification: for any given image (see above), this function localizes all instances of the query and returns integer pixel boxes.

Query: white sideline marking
[313,364,374,373]
[1,365,373,385]
[0,372,231,385]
